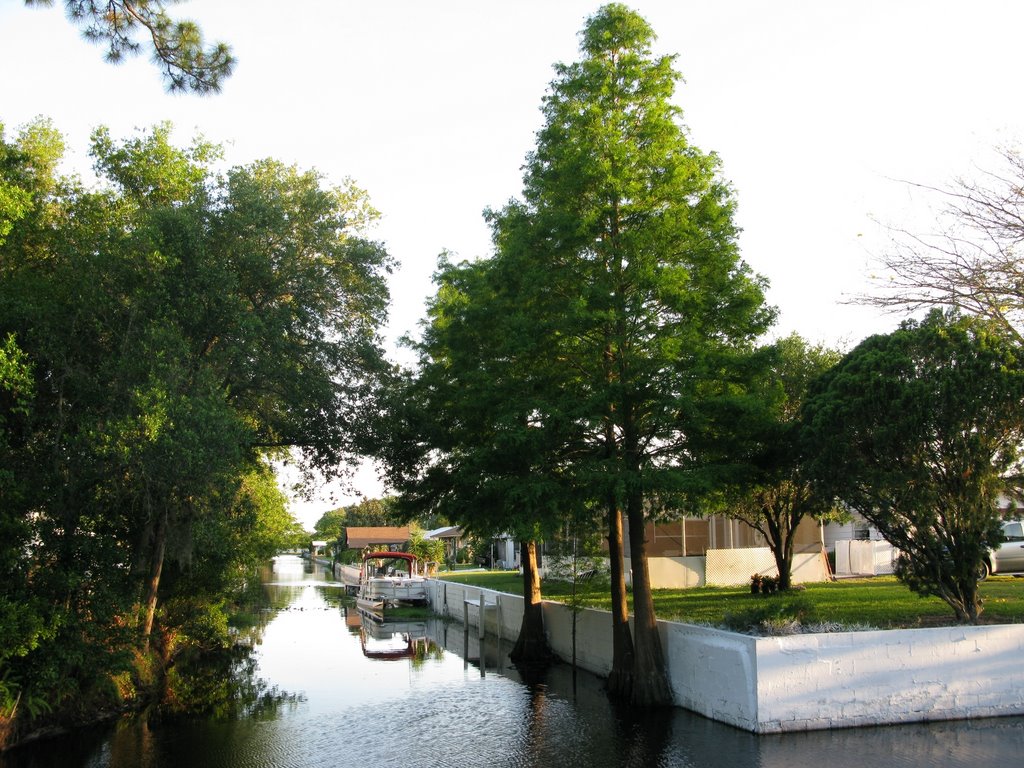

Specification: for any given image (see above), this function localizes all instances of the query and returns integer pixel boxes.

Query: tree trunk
[510,540,552,667]
[768,510,796,592]
[605,493,634,698]
[141,507,168,649]
[625,489,671,707]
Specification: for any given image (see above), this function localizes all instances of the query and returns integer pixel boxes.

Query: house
[824,493,1024,546]
[492,514,831,587]
[424,525,462,561]
[490,534,519,570]
[625,515,828,587]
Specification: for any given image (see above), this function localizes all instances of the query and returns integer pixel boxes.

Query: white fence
[703,548,829,587]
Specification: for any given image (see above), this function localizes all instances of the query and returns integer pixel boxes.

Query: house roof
[345,526,410,549]
[425,525,461,540]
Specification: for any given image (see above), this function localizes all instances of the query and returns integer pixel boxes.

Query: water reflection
[357,618,431,662]
[3,555,1024,768]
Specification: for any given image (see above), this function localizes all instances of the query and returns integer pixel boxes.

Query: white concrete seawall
[427,579,1024,733]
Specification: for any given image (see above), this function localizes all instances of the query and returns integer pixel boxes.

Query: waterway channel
[3,555,1024,767]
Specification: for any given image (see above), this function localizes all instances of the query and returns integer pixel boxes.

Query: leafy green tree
[0,120,107,726]
[408,529,444,572]
[483,4,773,705]
[313,508,348,543]
[380,254,577,667]
[25,0,234,93]
[164,461,305,599]
[0,333,49,720]
[802,311,1024,623]
[343,497,401,527]
[0,118,391,726]
[725,334,843,590]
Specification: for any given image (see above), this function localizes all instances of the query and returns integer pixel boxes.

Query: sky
[3,0,1024,528]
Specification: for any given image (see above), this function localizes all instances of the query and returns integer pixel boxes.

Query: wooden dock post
[463,590,500,677]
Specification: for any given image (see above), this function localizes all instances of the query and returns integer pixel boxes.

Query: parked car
[978,520,1024,580]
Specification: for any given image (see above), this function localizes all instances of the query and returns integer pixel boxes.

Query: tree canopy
[0,117,391,726]
[501,2,772,705]
[381,3,773,705]
[726,334,842,590]
[802,311,1024,623]
[26,0,234,93]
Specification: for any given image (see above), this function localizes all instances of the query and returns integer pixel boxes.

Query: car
[978,520,1024,580]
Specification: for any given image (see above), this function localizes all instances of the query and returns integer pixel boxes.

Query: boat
[355,550,428,620]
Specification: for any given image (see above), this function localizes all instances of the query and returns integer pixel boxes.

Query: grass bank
[438,571,1024,630]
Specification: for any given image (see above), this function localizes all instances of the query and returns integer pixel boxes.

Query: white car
[979,520,1024,579]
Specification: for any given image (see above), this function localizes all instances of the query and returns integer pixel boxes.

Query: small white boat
[355,551,428,620]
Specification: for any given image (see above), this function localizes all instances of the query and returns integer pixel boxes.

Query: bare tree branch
[857,146,1024,344]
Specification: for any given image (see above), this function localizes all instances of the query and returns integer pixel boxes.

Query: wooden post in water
[479,592,487,678]
[495,594,502,671]
[463,595,470,671]
[462,590,502,677]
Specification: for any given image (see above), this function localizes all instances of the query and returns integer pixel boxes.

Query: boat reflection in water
[357,615,431,662]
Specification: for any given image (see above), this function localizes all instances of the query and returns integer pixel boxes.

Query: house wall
[643,516,823,558]
[824,512,884,548]
[644,516,765,557]
[635,555,706,588]
[632,549,828,589]
[428,579,1024,733]
[716,548,828,586]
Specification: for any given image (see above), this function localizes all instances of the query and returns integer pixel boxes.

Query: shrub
[750,574,762,594]
[722,596,815,635]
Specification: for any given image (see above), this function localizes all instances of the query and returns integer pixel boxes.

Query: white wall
[428,579,1024,733]
[630,556,705,588]
[754,625,1024,732]
[427,579,524,642]
[641,550,828,589]
[661,622,760,730]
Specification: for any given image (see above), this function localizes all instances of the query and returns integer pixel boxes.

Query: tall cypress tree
[491,4,774,705]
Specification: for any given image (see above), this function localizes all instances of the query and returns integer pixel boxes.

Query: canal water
[4,555,1024,768]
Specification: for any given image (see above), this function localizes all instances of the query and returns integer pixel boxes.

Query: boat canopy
[362,551,417,563]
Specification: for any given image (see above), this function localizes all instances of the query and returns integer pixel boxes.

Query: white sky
[4,0,1024,528]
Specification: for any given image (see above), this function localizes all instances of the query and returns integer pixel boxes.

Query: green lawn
[438,571,1024,630]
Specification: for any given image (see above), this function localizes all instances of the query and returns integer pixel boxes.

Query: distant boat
[355,551,428,621]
